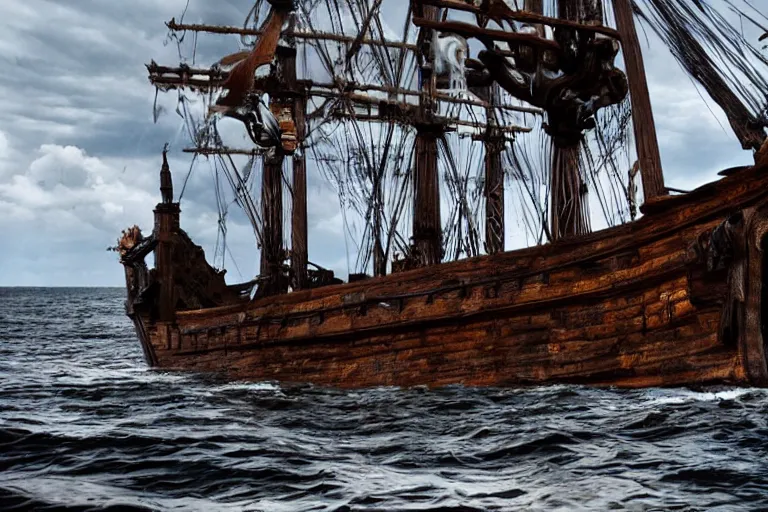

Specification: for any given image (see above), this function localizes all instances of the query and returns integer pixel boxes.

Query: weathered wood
[165,19,419,52]
[411,6,443,268]
[259,153,286,296]
[280,42,309,291]
[548,0,602,241]
[120,156,768,389]
[413,127,442,266]
[484,86,505,254]
[291,112,308,290]
[550,129,588,240]
[613,0,666,201]
[373,179,386,277]
[154,151,178,323]
[415,0,621,39]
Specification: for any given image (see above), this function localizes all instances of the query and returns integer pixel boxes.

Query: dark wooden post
[550,144,586,239]
[412,5,443,266]
[291,97,308,289]
[549,0,591,241]
[154,149,180,322]
[613,0,666,201]
[373,181,386,276]
[484,86,505,255]
[413,125,442,265]
[282,43,309,290]
[260,152,285,295]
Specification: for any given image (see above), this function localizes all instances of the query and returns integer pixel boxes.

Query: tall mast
[283,18,309,291]
[412,5,443,267]
[612,0,665,201]
[258,46,294,297]
[484,85,505,255]
[549,0,590,240]
[260,148,285,296]
[373,167,386,277]
[291,91,309,290]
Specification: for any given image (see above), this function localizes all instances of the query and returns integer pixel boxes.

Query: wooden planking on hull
[175,159,768,323]
[123,158,768,389]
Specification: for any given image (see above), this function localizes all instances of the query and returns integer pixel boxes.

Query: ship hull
[120,158,768,389]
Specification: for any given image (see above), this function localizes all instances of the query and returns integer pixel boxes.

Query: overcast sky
[0,0,759,287]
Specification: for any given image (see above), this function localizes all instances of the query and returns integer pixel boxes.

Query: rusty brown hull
[121,159,768,389]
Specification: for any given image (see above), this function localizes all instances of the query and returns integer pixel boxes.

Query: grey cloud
[0,0,761,286]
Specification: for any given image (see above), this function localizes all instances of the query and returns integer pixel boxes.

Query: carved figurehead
[116,226,145,259]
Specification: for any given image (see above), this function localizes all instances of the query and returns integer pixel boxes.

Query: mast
[154,1,557,284]
[373,167,386,277]
[549,0,590,240]
[260,148,285,296]
[258,46,295,297]
[612,0,666,201]
[282,19,309,291]
[484,85,505,255]
[412,5,443,267]
[291,92,309,289]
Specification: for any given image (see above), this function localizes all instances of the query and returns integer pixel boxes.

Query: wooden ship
[115,0,768,388]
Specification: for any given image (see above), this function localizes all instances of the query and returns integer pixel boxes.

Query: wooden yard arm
[414,0,621,40]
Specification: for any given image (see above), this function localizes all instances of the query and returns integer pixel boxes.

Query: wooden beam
[260,154,285,296]
[484,86,505,255]
[411,17,561,53]
[413,127,443,266]
[412,6,443,267]
[613,0,666,201]
[147,64,543,115]
[548,0,594,241]
[282,45,309,291]
[550,118,589,240]
[183,147,263,156]
[165,19,418,52]
[417,0,621,40]
[153,153,180,322]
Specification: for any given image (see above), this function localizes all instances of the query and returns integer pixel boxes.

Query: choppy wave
[1,287,767,511]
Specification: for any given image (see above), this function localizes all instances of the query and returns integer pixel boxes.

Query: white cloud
[0,131,349,285]
[0,144,156,230]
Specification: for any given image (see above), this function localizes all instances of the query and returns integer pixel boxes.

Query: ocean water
[1,287,768,511]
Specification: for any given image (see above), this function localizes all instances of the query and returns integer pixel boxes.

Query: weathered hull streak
[121,159,768,389]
